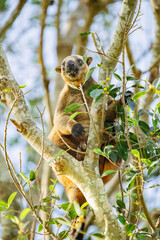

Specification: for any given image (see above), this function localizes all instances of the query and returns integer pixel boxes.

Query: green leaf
[152,78,160,90]
[29,170,36,181]
[20,208,31,221]
[53,150,66,160]
[102,170,116,177]
[55,217,71,227]
[70,112,81,120]
[3,88,13,92]
[114,73,122,81]
[60,202,71,211]
[116,199,126,209]
[141,158,152,166]
[82,55,88,64]
[152,118,158,129]
[73,201,82,216]
[43,197,51,202]
[104,146,112,155]
[91,233,105,239]
[94,148,102,155]
[131,149,140,159]
[81,202,88,210]
[5,214,15,220]
[118,215,126,225]
[132,91,147,101]
[31,185,39,190]
[104,145,114,149]
[80,31,91,36]
[87,84,102,97]
[149,184,160,188]
[8,192,17,208]
[126,224,135,235]
[38,224,43,232]
[109,151,117,162]
[65,104,81,114]
[69,84,79,89]
[0,206,5,211]
[139,121,149,134]
[0,201,8,208]
[128,100,136,110]
[17,85,27,89]
[116,139,128,161]
[85,67,96,81]
[20,173,28,182]
[126,76,136,81]
[127,176,136,190]
[131,193,138,199]
[58,230,69,239]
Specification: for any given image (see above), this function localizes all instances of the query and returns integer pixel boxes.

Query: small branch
[84,46,123,64]
[126,38,142,79]
[35,106,46,171]
[0,0,28,41]
[56,130,85,155]
[39,0,53,127]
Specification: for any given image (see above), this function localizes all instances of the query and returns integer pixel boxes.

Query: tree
[0,0,160,239]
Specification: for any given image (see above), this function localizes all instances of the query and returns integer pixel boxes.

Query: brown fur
[49,55,121,205]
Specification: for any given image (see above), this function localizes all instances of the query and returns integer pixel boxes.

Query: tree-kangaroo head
[55,55,92,87]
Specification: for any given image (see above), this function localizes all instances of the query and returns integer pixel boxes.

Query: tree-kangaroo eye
[78,59,83,66]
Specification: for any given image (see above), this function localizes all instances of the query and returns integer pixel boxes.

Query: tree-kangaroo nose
[67,60,75,70]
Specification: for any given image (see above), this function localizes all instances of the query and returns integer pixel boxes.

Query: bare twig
[35,106,46,171]
[39,0,53,127]
[126,38,142,79]
[56,130,85,155]
[84,46,123,64]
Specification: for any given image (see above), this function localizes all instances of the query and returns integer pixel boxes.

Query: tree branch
[0,0,28,41]
[39,0,53,128]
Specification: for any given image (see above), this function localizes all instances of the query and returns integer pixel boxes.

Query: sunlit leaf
[73,201,82,216]
[85,67,96,82]
[132,91,147,101]
[20,208,31,221]
[65,104,81,114]
[94,148,102,155]
[114,73,122,81]
[131,149,140,159]
[102,170,116,177]
[70,112,81,120]
[8,192,17,208]
[38,224,43,232]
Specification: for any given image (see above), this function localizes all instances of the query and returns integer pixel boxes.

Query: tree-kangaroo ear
[55,66,62,73]
[86,57,93,66]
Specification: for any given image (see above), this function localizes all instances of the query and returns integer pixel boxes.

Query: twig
[35,106,46,171]
[0,0,28,41]
[126,38,142,79]
[126,0,142,35]
[39,0,53,127]
[19,152,22,185]
[83,47,123,64]
[56,130,85,155]
[118,170,124,203]
[30,218,37,240]
[79,84,90,114]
